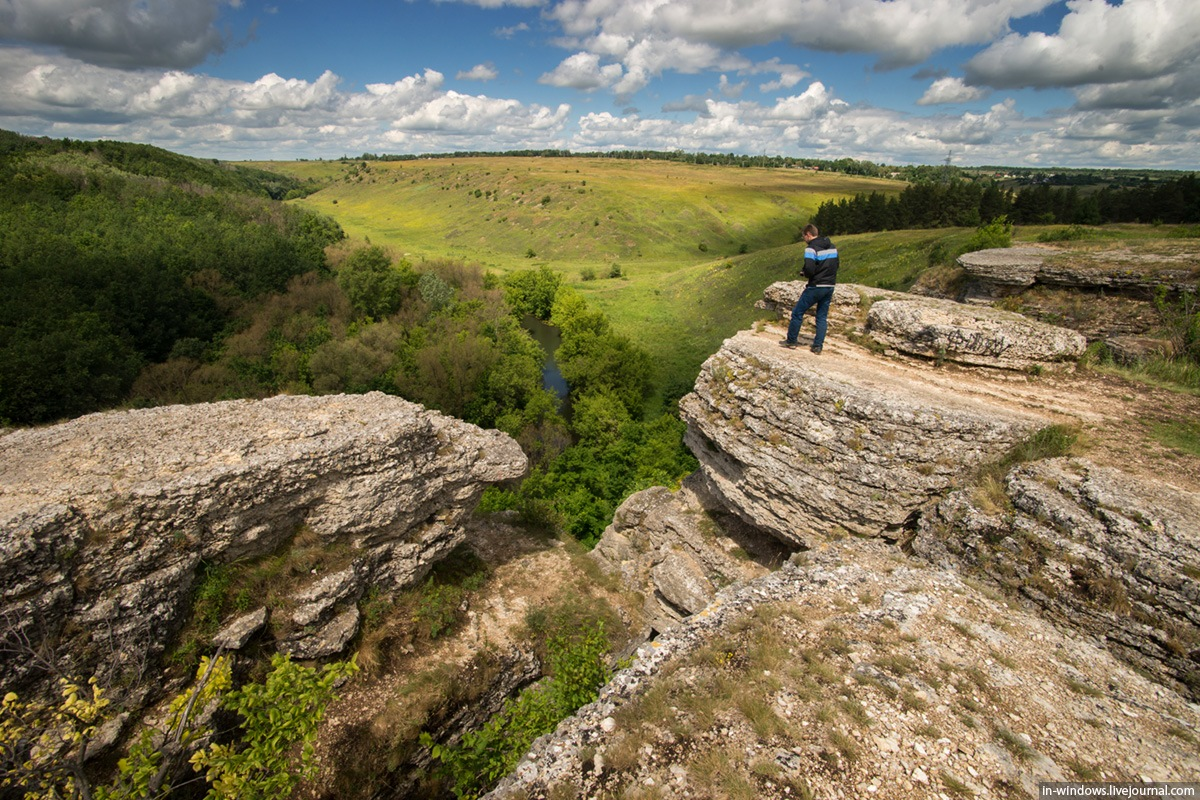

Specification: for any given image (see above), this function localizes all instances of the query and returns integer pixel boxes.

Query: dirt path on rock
[756,322,1200,492]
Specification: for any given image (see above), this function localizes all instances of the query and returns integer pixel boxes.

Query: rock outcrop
[958,246,1199,301]
[677,329,1047,549]
[590,477,790,635]
[486,270,1200,799]
[0,392,526,706]
[914,457,1200,697]
[759,280,1087,370]
[865,297,1086,370]
[488,539,1200,800]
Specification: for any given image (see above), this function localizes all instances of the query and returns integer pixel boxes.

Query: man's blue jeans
[787,285,835,348]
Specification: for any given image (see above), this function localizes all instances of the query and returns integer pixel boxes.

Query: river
[521,314,570,413]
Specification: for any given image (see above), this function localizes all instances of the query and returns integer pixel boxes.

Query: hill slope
[255,156,901,271]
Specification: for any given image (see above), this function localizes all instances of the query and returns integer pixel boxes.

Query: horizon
[1,0,1198,170]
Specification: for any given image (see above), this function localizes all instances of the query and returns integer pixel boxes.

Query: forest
[812,173,1200,234]
[0,130,693,545]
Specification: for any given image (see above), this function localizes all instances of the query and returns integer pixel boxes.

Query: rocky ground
[484,312,1200,800]
[488,538,1200,800]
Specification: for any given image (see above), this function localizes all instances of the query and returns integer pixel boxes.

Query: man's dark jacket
[803,236,839,286]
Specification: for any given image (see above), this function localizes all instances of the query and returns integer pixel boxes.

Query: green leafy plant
[422,622,611,799]
[963,215,1013,252]
[2,654,357,800]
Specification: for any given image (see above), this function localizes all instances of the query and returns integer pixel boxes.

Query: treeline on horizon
[812,174,1200,234]
[0,130,693,544]
[340,148,1191,186]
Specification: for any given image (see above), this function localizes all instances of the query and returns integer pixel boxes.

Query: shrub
[1037,224,1089,242]
[962,215,1013,253]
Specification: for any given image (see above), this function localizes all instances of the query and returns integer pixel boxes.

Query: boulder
[1105,335,1174,365]
[0,392,526,705]
[866,297,1087,370]
[678,330,1047,549]
[756,281,905,326]
[212,608,269,651]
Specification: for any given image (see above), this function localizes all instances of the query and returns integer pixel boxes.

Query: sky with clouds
[0,0,1197,168]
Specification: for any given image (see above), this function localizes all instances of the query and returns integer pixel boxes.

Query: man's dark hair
[802,223,819,237]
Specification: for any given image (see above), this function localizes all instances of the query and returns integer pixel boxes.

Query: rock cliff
[676,328,1047,548]
[958,245,1199,301]
[0,392,526,709]
[494,274,1200,798]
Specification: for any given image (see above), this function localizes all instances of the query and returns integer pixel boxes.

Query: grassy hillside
[251,157,900,272]
[248,156,1197,410]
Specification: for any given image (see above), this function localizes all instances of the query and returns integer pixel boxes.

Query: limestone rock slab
[0,392,526,703]
[866,297,1087,370]
[678,330,1047,548]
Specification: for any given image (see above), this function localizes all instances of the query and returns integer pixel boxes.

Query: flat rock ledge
[958,246,1200,300]
[677,329,1047,549]
[0,392,526,704]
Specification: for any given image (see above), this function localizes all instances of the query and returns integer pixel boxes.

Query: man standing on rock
[781,223,839,354]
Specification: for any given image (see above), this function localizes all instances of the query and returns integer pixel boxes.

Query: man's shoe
[810,346,822,354]
[779,339,798,349]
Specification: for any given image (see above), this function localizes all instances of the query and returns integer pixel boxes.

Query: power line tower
[941,149,955,182]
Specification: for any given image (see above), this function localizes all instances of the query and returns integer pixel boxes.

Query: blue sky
[0,0,1197,168]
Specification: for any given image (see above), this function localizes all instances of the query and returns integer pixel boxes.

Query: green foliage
[191,654,358,800]
[2,678,113,800]
[3,653,355,800]
[551,286,652,416]
[422,622,611,799]
[1154,286,1200,365]
[518,410,697,545]
[335,246,416,319]
[1037,224,1091,242]
[962,215,1014,252]
[417,271,455,312]
[0,137,343,424]
[502,266,562,319]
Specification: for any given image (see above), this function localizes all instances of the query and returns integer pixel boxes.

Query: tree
[502,266,562,319]
[335,246,416,320]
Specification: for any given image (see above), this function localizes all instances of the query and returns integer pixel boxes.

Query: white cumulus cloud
[966,0,1200,89]
[917,77,989,105]
[458,63,500,81]
[539,52,624,90]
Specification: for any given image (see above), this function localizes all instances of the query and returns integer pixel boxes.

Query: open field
[249,156,900,271]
